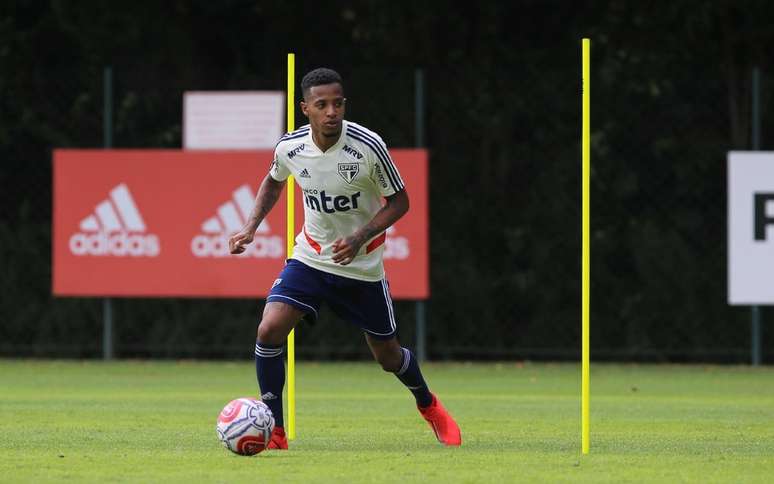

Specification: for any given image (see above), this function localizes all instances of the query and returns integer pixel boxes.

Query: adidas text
[191,234,283,258]
[69,232,160,257]
[384,236,409,260]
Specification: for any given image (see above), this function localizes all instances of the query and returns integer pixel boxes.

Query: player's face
[301,83,346,138]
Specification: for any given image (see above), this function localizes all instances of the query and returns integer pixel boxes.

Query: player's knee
[256,302,300,345]
[375,350,402,373]
[256,319,288,345]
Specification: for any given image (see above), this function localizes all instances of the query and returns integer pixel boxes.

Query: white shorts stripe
[380,279,396,333]
[266,294,319,318]
[364,327,396,337]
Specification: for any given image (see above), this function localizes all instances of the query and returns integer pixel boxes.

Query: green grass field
[1,360,773,483]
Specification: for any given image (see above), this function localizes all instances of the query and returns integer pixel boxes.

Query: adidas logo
[69,184,160,257]
[190,184,283,258]
[298,168,311,178]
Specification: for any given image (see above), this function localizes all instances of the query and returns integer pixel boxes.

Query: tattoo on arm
[248,177,285,228]
[353,218,383,246]
[351,192,409,246]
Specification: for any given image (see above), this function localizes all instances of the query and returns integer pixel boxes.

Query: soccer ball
[216,397,275,456]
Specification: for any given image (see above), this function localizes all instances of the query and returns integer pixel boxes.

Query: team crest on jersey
[337,163,360,184]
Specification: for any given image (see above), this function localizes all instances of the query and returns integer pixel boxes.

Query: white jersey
[269,120,405,281]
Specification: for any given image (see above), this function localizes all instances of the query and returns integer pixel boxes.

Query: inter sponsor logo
[191,184,283,258]
[69,183,160,257]
[303,189,361,213]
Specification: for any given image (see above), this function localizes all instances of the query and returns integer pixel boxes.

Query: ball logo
[191,185,283,258]
[69,184,160,257]
[236,435,267,455]
[218,400,243,424]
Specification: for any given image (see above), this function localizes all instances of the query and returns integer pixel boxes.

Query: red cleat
[267,426,288,450]
[418,393,462,446]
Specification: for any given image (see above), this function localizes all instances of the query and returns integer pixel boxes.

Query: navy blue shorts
[267,259,397,340]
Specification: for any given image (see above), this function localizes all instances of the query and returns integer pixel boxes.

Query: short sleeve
[269,148,290,182]
[368,138,405,197]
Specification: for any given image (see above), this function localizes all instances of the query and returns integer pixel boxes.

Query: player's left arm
[331,189,409,265]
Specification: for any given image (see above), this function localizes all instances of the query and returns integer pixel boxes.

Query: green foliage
[2,2,774,359]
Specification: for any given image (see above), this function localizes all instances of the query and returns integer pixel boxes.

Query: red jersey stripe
[304,226,322,254]
[366,232,386,254]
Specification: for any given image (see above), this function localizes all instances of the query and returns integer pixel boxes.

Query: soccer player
[228,68,461,449]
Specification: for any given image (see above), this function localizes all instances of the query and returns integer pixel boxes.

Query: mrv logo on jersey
[69,184,160,257]
[191,184,283,258]
[287,143,305,159]
[342,144,363,159]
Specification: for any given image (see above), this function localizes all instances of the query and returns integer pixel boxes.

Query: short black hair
[301,68,344,98]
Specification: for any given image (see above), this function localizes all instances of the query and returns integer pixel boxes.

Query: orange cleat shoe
[267,426,288,450]
[418,393,462,446]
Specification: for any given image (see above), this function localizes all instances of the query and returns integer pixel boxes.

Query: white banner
[728,151,774,304]
[183,91,284,150]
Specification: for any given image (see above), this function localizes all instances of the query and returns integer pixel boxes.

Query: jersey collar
[307,120,348,154]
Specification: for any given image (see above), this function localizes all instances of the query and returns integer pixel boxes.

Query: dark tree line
[1,1,773,360]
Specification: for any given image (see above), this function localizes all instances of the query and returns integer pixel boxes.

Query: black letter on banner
[754,192,774,240]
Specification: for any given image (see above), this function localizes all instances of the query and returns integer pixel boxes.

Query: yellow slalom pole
[286,52,296,441]
[581,38,591,455]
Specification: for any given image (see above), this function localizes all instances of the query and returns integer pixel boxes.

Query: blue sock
[394,347,433,408]
[255,341,285,428]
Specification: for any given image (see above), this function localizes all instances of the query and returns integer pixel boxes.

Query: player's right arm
[228,174,286,254]
[230,142,292,254]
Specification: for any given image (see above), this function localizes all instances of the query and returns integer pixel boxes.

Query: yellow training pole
[581,38,591,455]
[286,52,296,441]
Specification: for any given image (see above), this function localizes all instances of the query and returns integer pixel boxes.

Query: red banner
[52,150,428,299]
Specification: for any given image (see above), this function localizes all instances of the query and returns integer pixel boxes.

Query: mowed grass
[1,361,773,483]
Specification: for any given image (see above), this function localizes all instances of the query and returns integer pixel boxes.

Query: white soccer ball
[216,397,275,456]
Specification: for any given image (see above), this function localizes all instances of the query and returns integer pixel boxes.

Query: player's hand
[229,227,255,254]
[332,236,363,265]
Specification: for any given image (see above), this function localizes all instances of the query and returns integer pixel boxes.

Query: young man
[228,68,461,449]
